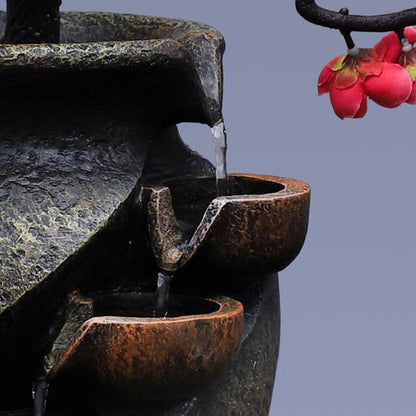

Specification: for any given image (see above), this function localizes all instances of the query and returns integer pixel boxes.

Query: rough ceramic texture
[0,135,143,311]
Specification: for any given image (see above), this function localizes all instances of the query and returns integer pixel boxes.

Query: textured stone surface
[0,135,142,312]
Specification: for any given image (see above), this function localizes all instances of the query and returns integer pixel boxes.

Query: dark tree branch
[2,0,62,44]
[296,0,416,33]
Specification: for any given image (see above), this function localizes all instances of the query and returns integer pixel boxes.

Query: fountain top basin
[0,11,224,126]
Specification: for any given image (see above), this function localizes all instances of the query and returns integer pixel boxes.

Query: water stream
[154,270,174,318]
[211,121,228,196]
[32,376,49,416]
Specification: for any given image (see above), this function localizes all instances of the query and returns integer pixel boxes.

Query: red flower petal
[318,65,336,95]
[334,66,358,89]
[329,80,367,119]
[406,81,416,104]
[354,94,368,118]
[356,60,383,77]
[318,55,347,95]
[405,26,416,45]
[364,63,412,108]
[370,32,402,63]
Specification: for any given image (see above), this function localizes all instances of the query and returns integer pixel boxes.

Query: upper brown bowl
[146,173,310,275]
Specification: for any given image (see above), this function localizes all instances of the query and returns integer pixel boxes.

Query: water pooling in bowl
[92,292,220,318]
[163,175,284,238]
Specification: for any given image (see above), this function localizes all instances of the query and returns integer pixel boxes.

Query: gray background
[2,1,415,414]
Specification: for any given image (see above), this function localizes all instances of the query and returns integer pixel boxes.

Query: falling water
[211,121,228,196]
[32,376,49,416]
[154,270,174,318]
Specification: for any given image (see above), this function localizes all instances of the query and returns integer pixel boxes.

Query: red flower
[319,32,412,118]
[318,49,381,119]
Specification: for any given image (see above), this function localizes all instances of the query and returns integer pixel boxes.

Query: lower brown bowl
[48,292,244,401]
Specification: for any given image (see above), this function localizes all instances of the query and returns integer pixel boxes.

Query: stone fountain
[0,4,310,415]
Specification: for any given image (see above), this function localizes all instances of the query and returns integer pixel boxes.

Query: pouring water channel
[154,119,229,317]
[211,121,229,196]
[154,270,174,317]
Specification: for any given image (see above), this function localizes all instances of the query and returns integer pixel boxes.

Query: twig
[295,0,416,33]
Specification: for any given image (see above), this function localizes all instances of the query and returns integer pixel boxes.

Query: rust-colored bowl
[147,173,310,274]
[48,291,244,401]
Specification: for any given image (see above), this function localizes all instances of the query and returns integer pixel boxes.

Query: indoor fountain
[0,1,311,415]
